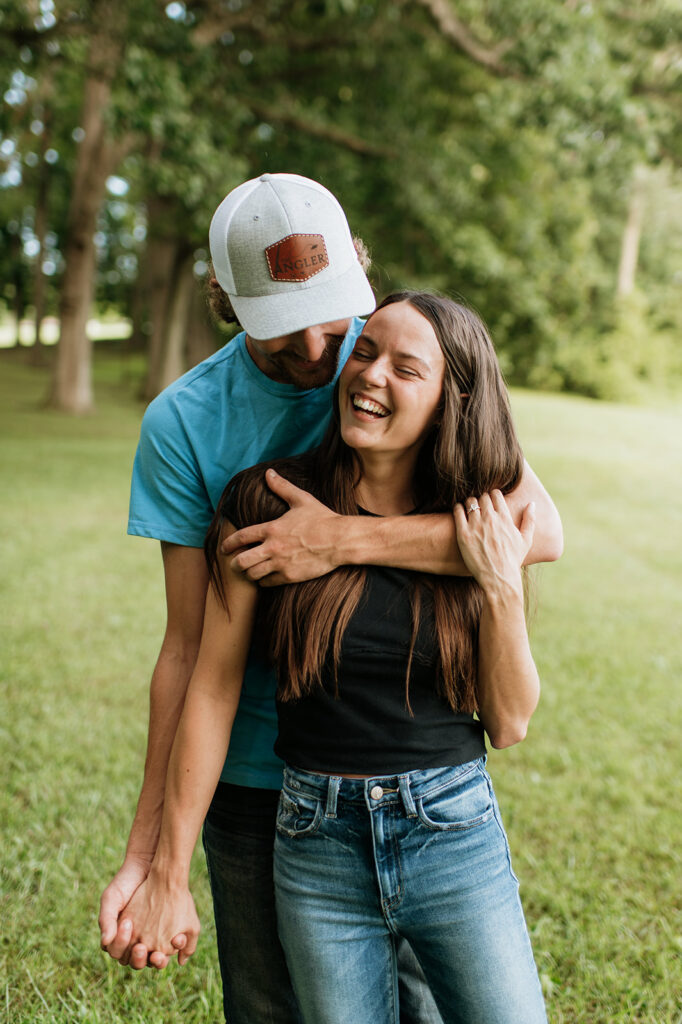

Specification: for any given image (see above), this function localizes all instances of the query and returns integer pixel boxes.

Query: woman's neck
[353,450,418,516]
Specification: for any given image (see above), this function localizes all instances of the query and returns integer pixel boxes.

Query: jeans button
[370,785,384,800]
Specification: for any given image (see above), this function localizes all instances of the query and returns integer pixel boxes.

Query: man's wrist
[331,513,373,567]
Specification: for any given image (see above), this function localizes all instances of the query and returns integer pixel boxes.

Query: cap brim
[230,262,376,340]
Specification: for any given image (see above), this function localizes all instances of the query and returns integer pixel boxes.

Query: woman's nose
[358,358,388,388]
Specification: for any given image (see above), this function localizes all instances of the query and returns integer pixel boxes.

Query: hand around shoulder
[222,469,344,586]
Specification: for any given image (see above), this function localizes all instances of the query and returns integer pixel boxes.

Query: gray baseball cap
[209,172,376,340]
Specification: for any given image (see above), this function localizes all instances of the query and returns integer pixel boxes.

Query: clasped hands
[99,858,199,970]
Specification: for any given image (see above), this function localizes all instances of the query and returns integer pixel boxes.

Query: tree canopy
[1,0,681,408]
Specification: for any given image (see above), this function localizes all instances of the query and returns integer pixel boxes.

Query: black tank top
[275,563,485,774]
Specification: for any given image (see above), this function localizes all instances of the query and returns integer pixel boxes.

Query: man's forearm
[505,460,563,564]
[335,462,562,576]
[336,512,466,575]
[224,462,561,585]
[124,646,198,860]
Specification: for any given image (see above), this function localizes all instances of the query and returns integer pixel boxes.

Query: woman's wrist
[480,570,524,607]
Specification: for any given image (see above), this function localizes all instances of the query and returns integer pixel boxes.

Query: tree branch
[247,100,397,158]
[414,0,519,78]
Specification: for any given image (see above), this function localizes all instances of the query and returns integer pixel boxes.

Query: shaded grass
[1,351,681,1023]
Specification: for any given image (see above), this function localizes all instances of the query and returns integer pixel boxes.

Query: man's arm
[111,547,259,964]
[223,461,563,585]
[99,543,208,969]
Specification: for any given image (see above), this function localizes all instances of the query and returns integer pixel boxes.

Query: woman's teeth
[351,394,389,417]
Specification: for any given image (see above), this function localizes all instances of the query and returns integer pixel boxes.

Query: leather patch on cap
[265,233,329,282]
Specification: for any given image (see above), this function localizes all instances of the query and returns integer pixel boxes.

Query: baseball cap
[209,172,376,339]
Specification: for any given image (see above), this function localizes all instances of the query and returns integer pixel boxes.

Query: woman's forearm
[476,581,540,749]
[151,557,259,883]
[151,676,240,883]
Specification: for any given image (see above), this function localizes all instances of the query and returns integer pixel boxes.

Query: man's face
[245,319,352,390]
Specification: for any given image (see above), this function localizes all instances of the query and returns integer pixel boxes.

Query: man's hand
[99,855,189,970]
[107,871,200,971]
[222,470,343,586]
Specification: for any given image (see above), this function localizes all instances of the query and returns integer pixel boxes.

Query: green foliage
[531,291,682,401]
[1,0,681,399]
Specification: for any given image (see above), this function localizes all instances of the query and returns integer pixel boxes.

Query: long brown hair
[205,292,524,713]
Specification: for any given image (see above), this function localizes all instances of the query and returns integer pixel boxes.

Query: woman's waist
[275,696,485,778]
[282,757,487,805]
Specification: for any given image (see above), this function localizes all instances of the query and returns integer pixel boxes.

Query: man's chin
[280,352,341,390]
[288,366,338,390]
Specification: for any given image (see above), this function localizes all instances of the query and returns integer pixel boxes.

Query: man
[99,173,562,1023]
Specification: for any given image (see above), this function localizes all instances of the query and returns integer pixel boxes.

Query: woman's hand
[454,491,535,600]
[118,868,201,968]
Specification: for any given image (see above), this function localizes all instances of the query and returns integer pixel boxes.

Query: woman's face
[338,301,445,459]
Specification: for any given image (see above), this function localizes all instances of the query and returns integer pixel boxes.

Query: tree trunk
[128,257,153,353]
[141,201,186,400]
[48,5,126,413]
[186,275,222,368]
[617,172,645,298]
[156,253,195,392]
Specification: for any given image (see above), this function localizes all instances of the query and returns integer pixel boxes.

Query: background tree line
[1,0,681,413]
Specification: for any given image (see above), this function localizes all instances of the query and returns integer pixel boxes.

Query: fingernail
[267,468,277,477]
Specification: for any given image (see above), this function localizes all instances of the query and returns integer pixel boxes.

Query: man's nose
[294,327,327,363]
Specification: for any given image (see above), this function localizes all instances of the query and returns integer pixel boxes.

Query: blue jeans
[203,782,444,1024]
[274,760,547,1024]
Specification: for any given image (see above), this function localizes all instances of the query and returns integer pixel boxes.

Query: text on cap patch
[265,234,329,283]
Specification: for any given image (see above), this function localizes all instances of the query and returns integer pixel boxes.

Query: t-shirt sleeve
[127,392,214,547]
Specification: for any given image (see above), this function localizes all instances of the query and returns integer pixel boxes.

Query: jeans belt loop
[398,775,417,818]
[325,776,341,818]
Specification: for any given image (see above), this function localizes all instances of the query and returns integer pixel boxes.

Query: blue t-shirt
[128,320,365,789]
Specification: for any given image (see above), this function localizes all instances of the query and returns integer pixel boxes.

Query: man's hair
[205,291,523,715]
[205,238,372,329]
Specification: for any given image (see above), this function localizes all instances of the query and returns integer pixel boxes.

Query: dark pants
[202,782,444,1024]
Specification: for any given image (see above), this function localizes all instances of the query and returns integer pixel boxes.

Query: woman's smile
[349,391,391,419]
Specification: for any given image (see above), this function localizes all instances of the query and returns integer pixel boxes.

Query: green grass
[1,349,681,1023]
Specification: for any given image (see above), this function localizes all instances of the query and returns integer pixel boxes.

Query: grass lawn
[1,348,681,1023]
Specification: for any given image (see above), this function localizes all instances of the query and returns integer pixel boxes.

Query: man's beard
[273,334,344,390]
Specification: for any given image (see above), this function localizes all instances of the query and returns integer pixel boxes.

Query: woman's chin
[340,423,380,452]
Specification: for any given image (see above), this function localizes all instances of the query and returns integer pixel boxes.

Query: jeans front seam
[486,773,521,887]
[378,805,405,920]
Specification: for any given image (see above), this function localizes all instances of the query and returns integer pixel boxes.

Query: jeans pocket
[416,764,494,832]
[275,788,323,838]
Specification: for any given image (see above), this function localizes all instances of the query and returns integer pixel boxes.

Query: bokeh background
[1,2,681,1022]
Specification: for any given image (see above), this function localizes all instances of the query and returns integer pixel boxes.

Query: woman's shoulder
[218,452,317,530]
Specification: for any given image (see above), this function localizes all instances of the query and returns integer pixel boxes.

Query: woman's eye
[353,349,372,360]
[397,366,418,377]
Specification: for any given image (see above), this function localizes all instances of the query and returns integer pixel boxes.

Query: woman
[126,292,547,1024]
